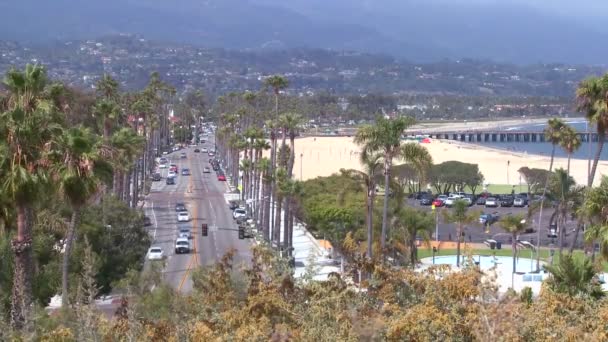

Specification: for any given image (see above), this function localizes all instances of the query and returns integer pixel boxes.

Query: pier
[414,131,600,143]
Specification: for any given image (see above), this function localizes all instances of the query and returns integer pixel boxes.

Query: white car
[177,211,190,222]
[485,197,498,208]
[175,238,190,254]
[203,167,211,173]
[444,196,457,207]
[159,163,168,169]
[202,148,208,153]
[233,208,247,220]
[147,247,164,260]
[168,171,177,178]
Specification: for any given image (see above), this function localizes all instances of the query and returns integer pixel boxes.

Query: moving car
[152,172,162,181]
[178,228,192,239]
[203,167,211,173]
[168,171,177,178]
[175,238,190,254]
[202,148,208,153]
[479,213,500,225]
[159,163,168,169]
[181,168,190,176]
[485,197,498,208]
[208,151,215,157]
[177,211,190,222]
[233,208,247,220]
[169,164,178,172]
[143,216,152,227]
[194,148,200,153]
[166,176,175,185]
[175,203,187,212]
[217,174,226,181]
[180,152,187,159]
[147,247,164,260]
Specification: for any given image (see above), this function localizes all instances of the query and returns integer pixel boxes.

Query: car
[152,172,162,181]
[175,238,190,254]
[202,148,208,153]
[177,211,190,222]
[419,196,433,206]
[143,216,152,226]
[208,151,215,157]
[147,247,164,260]
[479,213,500,225]
[485,197,498,208]
[168,171,177,178]
[548,223,558,238]
[500,196,514,207]
[228,200,240,210]
[513,197,526,207]
[203,167,211,173]
[194,148,200,153]
[180,152,187,159]
[432,198,445,207]
[476,196,486,205]
[181,168,190,176]
[462,197,473,206]
[159,163,168,169]
[178,228,192,239]
[166,177,175,185]
[233,208,247,220]
[175,203,186,212]
[217,174,226,181]
[444,196,457,207]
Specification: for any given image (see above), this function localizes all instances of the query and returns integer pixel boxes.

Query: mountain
[0,0,607,64]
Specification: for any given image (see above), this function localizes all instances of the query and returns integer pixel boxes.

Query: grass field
[417,247,608,271]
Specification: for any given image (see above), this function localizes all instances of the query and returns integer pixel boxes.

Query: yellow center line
[177,155,199,292]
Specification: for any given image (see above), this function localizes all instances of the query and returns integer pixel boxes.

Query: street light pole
[433,204,439,242]
[300,153,303,181]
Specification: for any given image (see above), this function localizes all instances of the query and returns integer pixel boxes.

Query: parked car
[166,176,175,185]
[194,148,200,153]
[147,247,164,260]
[500,196,514,207]
[444,196,457,207]
[217,174,226,181]
[228,200,240,210]
[203,167,211,173]
[180,152,187,159]
[513,197,526,207]
[432,198,445,207]
[143,216,152,227]
[479,213,500,225]
[177,211,190,222]
[202,148,208,153]
[476,196,486,205]
[208,151,215,157]
[175,203,187,212]
[462,196,473,206]
[175,238,190,254]
[233,208,247,220]
[548,223,558,238]
[485,197,498,208]
[181,168,190,176]
[419,195,433,206]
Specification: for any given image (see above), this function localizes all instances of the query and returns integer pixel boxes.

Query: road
[145,136,252,293]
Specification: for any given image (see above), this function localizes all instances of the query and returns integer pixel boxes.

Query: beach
[290,136,608,187]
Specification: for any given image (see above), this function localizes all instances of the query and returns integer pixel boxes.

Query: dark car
[166,177,175,185]
[181,168,190,176]
[419,195,433,206]
[228,200,240,210]
[152,172,161,181]
[479,212,500,225]
[143,216,152,226]
[500,196,514,207]
[175,203,186,212]
[476,196,486,205]
[194,148,200,153]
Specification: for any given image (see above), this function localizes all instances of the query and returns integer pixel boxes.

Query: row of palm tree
[0,65,179,329]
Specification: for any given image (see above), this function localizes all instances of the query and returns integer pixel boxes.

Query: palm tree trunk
[283,196,290,256]
[263,177,271,242]
[535,144,556,271]
[124,170,131,205]
[10,203,33,329]
[512,233,518,274]
[589,134,605,187]
[367,190,374,259]
[132,162,139,208]
[567,152,572,177]
[274,195,283,247]
[270,135,277,235]
[381,156,392,251]
[456,223,462,267]
[62,207,80,307]
[558,209,565,256]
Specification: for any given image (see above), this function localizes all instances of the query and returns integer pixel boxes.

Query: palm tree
[576,75,608,187]
[257,157,272,241]
[340,150,383,259]
[0,64,63,328]
[544,254,604,299]
[399,142,434,192]
[498,214,528,283]
[53,127,112,307]
[96,74,119,101]
[354,116,416,251]
[580,176,608,258]
[263,76,288,237]
[547,169,583,256]
[390,205,434,267]
[442,200,479,267]
[110,128,145,202]
[535,118,565,270]
[253,140,271,227]
[559,125,582,176]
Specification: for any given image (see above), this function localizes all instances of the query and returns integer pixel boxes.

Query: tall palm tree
[548,169,583,256]
[399,142,434,192]
[389,204,434,267]
[576,75,608,187]
[0,64,63,329]
[535,118,564,270]
[96,74,119,101]
[253,140,271,227]
[263,76,288,238]
[442,200,478,267]
[354,116,416,251]
[258,157,272,241]
[498,214,528,282]
[53,127,112,307]
[280,113,304,252]
[340,150,384,259]
[579,175,608,258]
[559,125,582,176]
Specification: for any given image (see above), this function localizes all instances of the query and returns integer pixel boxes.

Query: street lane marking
[151,202,158,240]
[176,153,200,292]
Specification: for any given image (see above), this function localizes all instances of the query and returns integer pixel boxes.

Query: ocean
[473,118,607,161]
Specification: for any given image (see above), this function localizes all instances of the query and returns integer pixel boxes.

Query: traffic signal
[201,224,208,237]
[238,225,244,240]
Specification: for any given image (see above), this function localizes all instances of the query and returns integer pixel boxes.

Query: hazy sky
[455,0,608,16]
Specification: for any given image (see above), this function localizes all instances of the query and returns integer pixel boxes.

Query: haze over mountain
[1,0,607,64]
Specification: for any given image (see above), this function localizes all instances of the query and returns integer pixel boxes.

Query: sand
[288,136,608,187]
